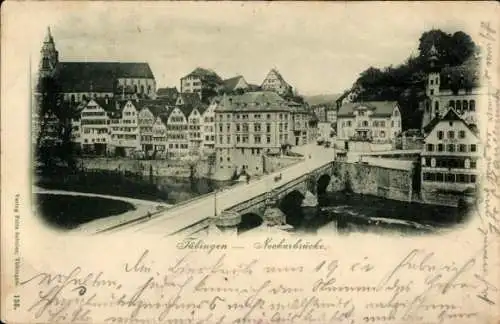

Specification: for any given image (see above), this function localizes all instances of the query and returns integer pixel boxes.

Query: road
[108,143,336,236]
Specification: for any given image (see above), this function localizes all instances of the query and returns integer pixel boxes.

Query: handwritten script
[17,236,498,324]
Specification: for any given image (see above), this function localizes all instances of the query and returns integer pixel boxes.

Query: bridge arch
[237,212,263,234]
[279,190,305,228]
[316,174,331,195]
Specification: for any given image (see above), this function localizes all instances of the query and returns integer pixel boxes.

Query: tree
[35,75,76,170]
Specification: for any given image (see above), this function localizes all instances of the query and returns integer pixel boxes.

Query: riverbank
[35,168,236,204]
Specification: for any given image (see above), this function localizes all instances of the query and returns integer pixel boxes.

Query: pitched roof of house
[216,91,291,112]
[261,68,290,88]
[176,93,208,115]
[157,87,179,97]
[181,67,223,83]
[337,101,398,118]
[57,62,154,92]
[223,76,246,91]
[439,55,481,90]
[423,108,479,136]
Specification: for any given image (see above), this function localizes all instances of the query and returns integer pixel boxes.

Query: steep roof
[176,93,207,116]
[181,67,223,83]
[337,101,398,118]
[423,108,479,136]
[216,91,291,112]
[223,76,246,91]
[57,62,154,92]
[261,68,290,88]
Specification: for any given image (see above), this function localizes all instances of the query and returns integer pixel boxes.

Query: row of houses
[71,91,317,162]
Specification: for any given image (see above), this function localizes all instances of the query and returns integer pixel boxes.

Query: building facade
[214,92,295,174]
[421,45,483,130]
[180,67,223,100]
[421,108,480,197]
[336,101,402,150]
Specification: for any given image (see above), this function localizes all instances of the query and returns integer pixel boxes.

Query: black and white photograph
[31,4,485,237]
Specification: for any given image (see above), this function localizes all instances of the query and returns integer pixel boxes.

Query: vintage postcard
[1,1,499,323]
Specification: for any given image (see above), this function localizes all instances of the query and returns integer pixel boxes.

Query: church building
[38,27,157,104]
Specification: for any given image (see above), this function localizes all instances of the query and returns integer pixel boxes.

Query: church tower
[426,44,441,118]
[39,27,59,78]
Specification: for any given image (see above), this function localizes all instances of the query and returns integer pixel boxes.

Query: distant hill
[303,94,341,106]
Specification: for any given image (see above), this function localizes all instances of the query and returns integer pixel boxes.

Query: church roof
[337,101,397,118]
[57,62,154,93]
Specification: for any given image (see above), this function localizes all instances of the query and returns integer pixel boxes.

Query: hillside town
[33,26,484,233]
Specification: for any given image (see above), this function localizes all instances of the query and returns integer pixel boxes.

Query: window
[373,121,378,127]
[236,124,240,132]
[459,130,465,139]
[437,131,444,140]
[436,173,444,182]
[456,100,462,111]
[435,101,439,112]
[267,135,271,143]
[426,144,434,152]
[254,135,261,143]
[348,121,352,127]
[362,121,368,127]
[359,111,365,116]
[459,144,467,152]
[266,123,271,132]
[470,100,476,111]
[391,120,394,127]
[470,144,477,152]
[449,100,455,109]
[430,89,434,95]
[447,144,455,152]
[267,114,271,119]
[448,131,455,139]
[445,173,455,183]
[236,135,240,143]
[227,136,230,144]
[430,79,434,85]
[380,121,385,127]
[219,135,223,144]
[470,175,476,183]
[380,131,385,138]
[463,100,468,111]
[470,160,477,169]
[437,144,444,152]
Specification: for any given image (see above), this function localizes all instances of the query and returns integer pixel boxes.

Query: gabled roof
[223,75,247,91]
[423,108,479,137]
[216,91,291,112]
[337,101,398,118]
[181,67,223,83]
[261,68,290,88]
[57,62,154,93]
[175,93,209,117]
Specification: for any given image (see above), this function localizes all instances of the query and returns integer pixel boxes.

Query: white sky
[10,2,484,96]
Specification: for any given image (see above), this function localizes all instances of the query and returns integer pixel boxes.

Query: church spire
[44,26,54,43]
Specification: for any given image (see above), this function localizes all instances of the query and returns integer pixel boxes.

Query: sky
[22,2,482,96]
